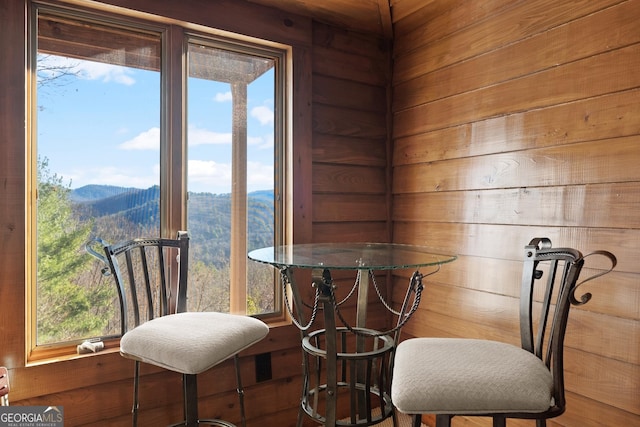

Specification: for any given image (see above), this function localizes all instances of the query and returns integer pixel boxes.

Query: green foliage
[187,260,230,312]
[80,187,275,269]
[36,158,113,343]
[247,262,276,315]
[36,166,277,345]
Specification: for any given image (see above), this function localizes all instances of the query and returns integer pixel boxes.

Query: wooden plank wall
[390,1,640,426]
[0,0,314,424]
[311,24,391,245]
[0,1,392,426]
[310,20,393,330]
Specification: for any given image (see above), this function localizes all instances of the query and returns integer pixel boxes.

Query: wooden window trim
[1,0,312,374]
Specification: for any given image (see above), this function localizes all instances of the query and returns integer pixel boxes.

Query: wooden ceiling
[246,0,396,38]
[243,0,449,39]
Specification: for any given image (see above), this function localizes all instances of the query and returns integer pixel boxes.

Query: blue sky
[37,55,275,194]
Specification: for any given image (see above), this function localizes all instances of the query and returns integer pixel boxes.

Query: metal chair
[391,238,616,427]
[89,231,269,427]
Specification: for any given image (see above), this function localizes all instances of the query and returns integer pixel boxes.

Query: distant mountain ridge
[70,184,136,202]
[74,185,160,219]
[72,184,274,268]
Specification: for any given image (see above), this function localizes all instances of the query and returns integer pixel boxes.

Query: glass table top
[248,242,457,270]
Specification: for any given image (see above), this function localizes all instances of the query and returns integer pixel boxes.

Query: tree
[187,260,230,312]
[36,157,110,343]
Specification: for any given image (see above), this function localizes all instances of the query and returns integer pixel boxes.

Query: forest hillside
[72,184,275,268]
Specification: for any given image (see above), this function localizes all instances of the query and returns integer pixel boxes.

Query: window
[29,4,290,354]
[185,39,284,315]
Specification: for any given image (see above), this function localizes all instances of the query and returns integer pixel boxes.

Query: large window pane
[30,8,289,352]
[186,41,278,315]
[35,12,161,345]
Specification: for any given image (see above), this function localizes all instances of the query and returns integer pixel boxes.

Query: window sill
[27,338,121,366]
[26,317,294,367]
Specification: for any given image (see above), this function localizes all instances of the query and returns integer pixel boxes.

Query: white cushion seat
[392,338,554,415]
[120,312,269,375]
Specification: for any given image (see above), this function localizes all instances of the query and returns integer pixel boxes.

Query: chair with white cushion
[92,231,269,427]
[391,238,616,427]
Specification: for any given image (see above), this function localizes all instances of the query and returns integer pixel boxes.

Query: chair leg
[411,414,422,427]
[295,365,309,427]
[296,400,306,427]
[492,416,506,427]
[183,374,199,427]
[234,355,247,427]
[435,414,453,427]
[536,419,546,427]
[132,361,140,427]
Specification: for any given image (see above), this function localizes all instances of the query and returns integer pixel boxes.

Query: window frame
[26,1,294,360]
[183,33,291,317]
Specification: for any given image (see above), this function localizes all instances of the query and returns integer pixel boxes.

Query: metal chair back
[518,237,615,419]
[88,231,189,335]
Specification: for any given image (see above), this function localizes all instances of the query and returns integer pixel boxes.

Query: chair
[391,238,616,427]
[0,367,9,406]
[90,231,269,427]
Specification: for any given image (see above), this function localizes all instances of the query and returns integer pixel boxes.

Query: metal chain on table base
[334,270,361,306]
[370,264,440,315]
[280,268,320,331]
[334,267,439,338]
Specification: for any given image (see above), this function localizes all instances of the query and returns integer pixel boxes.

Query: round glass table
[248,242,455,271]
[248,243,456,427]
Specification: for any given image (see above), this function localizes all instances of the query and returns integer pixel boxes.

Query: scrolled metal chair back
[520,237,616,416]
[86,231,189,335]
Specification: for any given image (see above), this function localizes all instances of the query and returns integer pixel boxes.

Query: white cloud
[188,125,232,146]
[188,160,231,178]
[66,160,271,194]
[77,61,136,85]
[247,134,274,150]
[37,55,136,86]
[116,125,264,152]
[188,160,232,192]
[247,135,263,146]
[250,105,273,125]
[214,91,232,102]
[68,166,158,189]
[118,127,160,150]
[116,125,232,151]
[247,161,273,189]
[187,160,272,193]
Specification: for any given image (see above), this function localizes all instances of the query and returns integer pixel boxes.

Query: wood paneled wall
[390,1,639,426]
[311,24,391,245]
[0,1,391,426]
[3,0,636,426]
[0,0,315,424]
[310,21,393,335]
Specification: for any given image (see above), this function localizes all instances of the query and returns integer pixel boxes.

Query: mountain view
[71,184,275,268]
[36,178,276,345]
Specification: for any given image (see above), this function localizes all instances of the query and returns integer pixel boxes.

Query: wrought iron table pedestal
[248,243,456,427]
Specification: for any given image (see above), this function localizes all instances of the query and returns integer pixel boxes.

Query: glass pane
[186,42,276,314]
[246,70,278,315]
[35,13,161,345]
